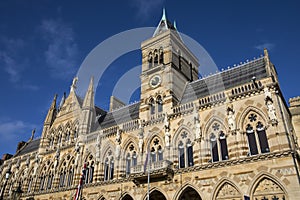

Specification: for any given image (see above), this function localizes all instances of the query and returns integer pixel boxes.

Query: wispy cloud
[0,37,39,91]
[255,42,275,51]
[130,0,165,20]
[0,119,37,154]
[0,38,25,83]
[39,19,79,79]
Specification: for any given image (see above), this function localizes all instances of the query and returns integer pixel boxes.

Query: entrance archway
[178,186,202,200]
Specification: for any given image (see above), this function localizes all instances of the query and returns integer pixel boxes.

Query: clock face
[149,75,162,88]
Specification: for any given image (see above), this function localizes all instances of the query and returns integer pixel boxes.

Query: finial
[174,20,177,29]
[70,77,78,92]
[162,8,166,20]
[264,48,269,57]
[31,129,36,140]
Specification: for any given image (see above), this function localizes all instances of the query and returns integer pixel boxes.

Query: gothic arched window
[125,144,138,176]
[209,122,229,162]
[154,52,158,67]
[210,133,219,162]
[104,150,114,181]
[149,137,164,164]
[149,98,155,115]
[159,49,164,64]
[245,113,269,155]
[148,53,153,68]
[157,96,163,113]
[177,131,194,168]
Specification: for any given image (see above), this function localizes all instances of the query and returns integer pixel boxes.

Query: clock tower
[139,9,199,121]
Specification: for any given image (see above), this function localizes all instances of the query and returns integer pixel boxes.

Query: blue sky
[0,0,300,156]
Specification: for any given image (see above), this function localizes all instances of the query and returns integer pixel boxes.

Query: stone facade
[1,11,300,200]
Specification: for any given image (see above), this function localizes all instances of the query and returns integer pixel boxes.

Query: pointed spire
[162,8,166,20]
[44,94,57,126]
[70,77,78,93]
[173,20,177,29]
[82,76,95,109]
[264,48,269,58]
[153,8,176,37]
[59,92,66,110]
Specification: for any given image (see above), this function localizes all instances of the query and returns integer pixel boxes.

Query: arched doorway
[149,190,167,200]
[122,194,134,200]
[178,186,202,200]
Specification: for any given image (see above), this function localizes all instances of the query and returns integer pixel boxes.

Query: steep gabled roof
[14,138,41,156]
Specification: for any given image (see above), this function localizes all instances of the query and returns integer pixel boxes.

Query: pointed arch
[172,125,193,146]
[237,106,268,130]
[120,192,134,200]
[142,187,168,200]
[248,172,288,200]
[100,138,115,161]
[173,183,203,200]
[203,117,227,138]
[145,128,165,149]
[122,136,139,153]
[212,178,242,200]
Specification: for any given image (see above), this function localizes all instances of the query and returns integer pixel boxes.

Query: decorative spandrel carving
[216,182,242,200]
[253,178,286,200]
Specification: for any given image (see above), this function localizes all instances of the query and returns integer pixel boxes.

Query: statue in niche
[193,107,201,139]
[266,96,277,123]
[96,134,101,162]
[74,141,81,166]
[164,113,170,147]
[264,87,272,99]
[227,104,236,131]
[138,121,144,153]
[33,153,40,175]
[115,129,121,159]
[54,148,60,169]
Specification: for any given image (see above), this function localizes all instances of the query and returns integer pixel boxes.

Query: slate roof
[181,57,267,104]
[15,138,41,156]
[96,102,140,129]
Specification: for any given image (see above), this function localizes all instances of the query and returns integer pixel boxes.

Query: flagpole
[147,150,150,200]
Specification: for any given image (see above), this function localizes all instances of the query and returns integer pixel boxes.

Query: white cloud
[130,0,165,20]
[255,42,275,51]
[39,19,79,79]
[0,38,25,83]
[0,120,37,144]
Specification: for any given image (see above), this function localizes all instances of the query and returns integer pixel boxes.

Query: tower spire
[153,8,176,37]
[82,76,95,109]
[44,94,57,126]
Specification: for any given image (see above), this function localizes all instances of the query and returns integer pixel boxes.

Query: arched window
[187,139,194,167]
[59,171,66,188]
[47,173,54,189]
[246,124,258,155]
[210,133,219,162]
[154,53,158,67]
[126,153,131,175]
[159,49,164,64]
[149,98,155,115]
[104,158,109,181]
[219,131,229,160]
[209,122,229,162]
[104,150,114,181]
[178,131,194,168]
[125,144,138,176]
[149,137,164,163]
[148,53,153,68]
[85,157,95,184]
[110,159,114,179]
[157,96,163,113]
[257,122,270,153]
[178,141,185,168]
[245,113,270,155]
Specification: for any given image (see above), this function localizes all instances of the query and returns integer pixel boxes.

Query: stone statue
[54,148,60,168]
[115,129,121,159]
[164,113,170,147]
[193,107,201,139]
[74,141,81,166]
[96,134,101,162]
[138,122,144,153]
[264,87,272,99]
[227,104,236,131]
[26,156,30,167]
[70,77,78,92]
[266,97,277,122]
[33,153,40,175]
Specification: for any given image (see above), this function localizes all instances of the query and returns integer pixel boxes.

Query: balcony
[129,160,173,185]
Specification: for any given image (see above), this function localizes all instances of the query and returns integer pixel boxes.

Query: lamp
[0,168,12,200]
